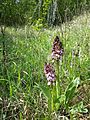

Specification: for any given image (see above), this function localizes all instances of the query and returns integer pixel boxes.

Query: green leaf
[70,101,88,114]
[10,85,13,97]
[35,83,51,100]
[54,95,65,104]
[54,95,65,111]
[65,77,80,104]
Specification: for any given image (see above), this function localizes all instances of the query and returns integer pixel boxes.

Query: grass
[0,12,90,119]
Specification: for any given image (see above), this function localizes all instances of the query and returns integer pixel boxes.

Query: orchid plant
[35,36,87,119]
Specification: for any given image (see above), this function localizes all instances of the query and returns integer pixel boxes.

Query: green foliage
[0,0,90,26]
[70,101,88,114]
[35,83,51,99]
[65,77,80,106]
[0,13,90,119]
[0,0,36,26]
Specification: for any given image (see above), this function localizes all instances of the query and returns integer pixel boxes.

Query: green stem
[51,86,55,112]
[56,60,60,98]
[55,60,62,110]
[48,86,55,119]
[48,98,51,120]
[70,113,74,120]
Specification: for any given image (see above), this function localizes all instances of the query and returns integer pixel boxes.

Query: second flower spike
[52,36,64,60]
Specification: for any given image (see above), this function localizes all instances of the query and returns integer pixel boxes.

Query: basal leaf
[35,83,51,100]
[65,77,80,104]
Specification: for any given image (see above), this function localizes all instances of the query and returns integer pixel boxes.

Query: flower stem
[56,60,60,98]
[51,85,55,112]
[48,98,51,119]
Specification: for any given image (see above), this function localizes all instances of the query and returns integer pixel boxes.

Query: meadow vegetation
[0,11,90,119]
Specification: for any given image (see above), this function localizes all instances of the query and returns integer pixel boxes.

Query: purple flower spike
[44,63,55,85]
[52,36,64,60]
